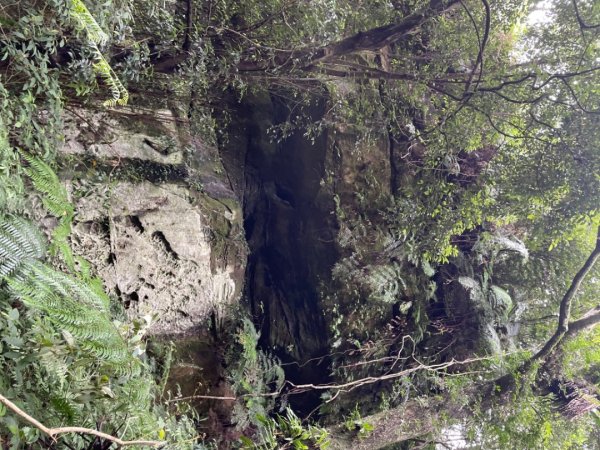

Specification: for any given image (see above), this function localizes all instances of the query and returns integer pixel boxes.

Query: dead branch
[286,355,492,395]
[166,394,236,403]
[0,393,165,448]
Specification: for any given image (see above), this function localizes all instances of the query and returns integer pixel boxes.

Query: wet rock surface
[60,106,246,334]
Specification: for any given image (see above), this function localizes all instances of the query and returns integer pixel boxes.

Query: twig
[286,355,492,394]
[0,393,165,448]
[166,394,236,403]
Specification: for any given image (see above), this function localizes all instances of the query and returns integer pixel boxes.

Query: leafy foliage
[2,0,600,447]
[0,213,198,447]
[241,407,330,450]
[468,389,593,449]
[230,319,285,431]
[0,216,46,278]
[0,1,196,448]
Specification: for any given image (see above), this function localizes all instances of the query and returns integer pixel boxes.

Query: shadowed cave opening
[219,91,340,415]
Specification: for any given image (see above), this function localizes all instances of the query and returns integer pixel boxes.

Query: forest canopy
[0,0,599,449]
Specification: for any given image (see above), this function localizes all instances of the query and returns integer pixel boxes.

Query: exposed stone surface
[62,107,184,165]
[60,106,246,335]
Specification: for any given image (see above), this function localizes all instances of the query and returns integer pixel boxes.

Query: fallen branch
[166,394,236,403]
[0,393,165,448]
[286,355,492,394]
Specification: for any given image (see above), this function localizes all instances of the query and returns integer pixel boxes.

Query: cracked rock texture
[60,105,246,334]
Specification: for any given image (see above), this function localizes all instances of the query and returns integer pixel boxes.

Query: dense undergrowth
[0,1,199,448]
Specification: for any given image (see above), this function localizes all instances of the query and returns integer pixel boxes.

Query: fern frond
[20,152,77,267]
[8,260,130,367]
[50,215,76,269]
[50,394,82,423]
[0,215,46,278]
[92,50,129,107]
[39,347,71,386]
[69,0,109,46]
[20,152,73,218]
[367,262,406,304]
[66,0,129,106]
[0,118,25,212]
[26,262,110,311]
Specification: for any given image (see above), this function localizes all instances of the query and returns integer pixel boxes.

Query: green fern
[21,152,72,218]
[9,261,130,366]
[20,152,76,268]
[0,215,46,278]
[0,215,131,369]
[92,52,129,107]
[67,0,129,106]
[52,215,76,269]
[366,262,407,304]
[0,118,25,213]
[50,394,81,423]
[231,319,284,430]
[69,0,109,46]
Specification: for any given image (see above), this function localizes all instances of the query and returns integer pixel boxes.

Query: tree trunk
[326,396,451,450]
[237,0,460,73]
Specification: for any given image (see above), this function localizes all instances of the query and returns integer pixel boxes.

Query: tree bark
[566,305,600,337]
[236,0,460,72]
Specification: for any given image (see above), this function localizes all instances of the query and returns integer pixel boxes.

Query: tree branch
[572,0,600,30]
[523,227,600,370]
[286,355,491,396]
[181,0,194,51]
[0,393,166,448]
[462,0,490,96]
[566,305,600,337]
[237,0,460,72]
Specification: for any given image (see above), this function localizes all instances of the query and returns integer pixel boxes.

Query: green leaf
[3,336,24,348]
[239,435,254,447]
[7,308,19,321]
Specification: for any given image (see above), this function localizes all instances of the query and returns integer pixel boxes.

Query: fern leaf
[20,152,73,217]
[367,262,406,304]
[0,214,132,372]
[92,50,129,107]
[69,0,109,46]
[0,215,46,278]
[20,152,77,267]
[66,0,129,106]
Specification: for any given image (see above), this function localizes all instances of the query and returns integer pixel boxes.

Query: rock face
[60,105,246,335]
